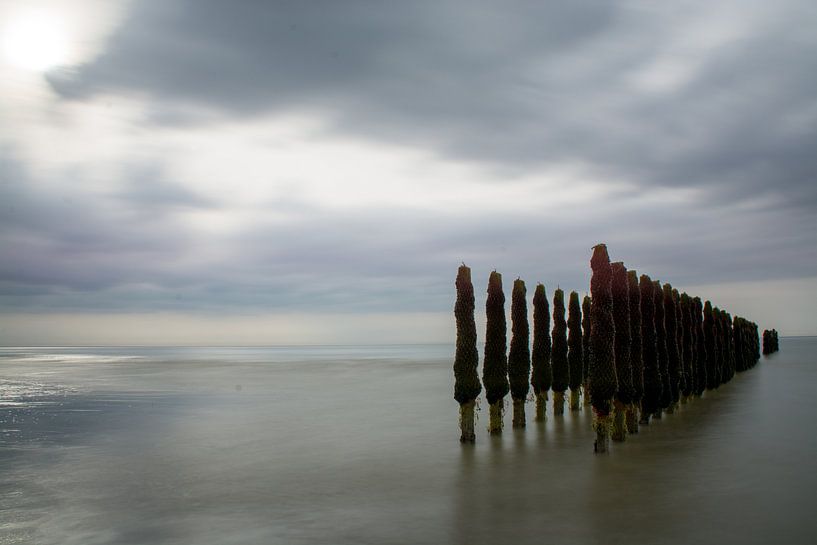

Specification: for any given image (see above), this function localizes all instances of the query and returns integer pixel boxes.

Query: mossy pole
[745,320,756,364]
[567,291,584,411]
[508,279,531,428]
[743,319,753,369]
[746,321,759,368]
[582,294,592,406]
[744,321,751,368]
[753,323,760,363]
[639,275,660,424]
[734,317,746,372]
[551,288,569,416]
[680,293,695,402]
[654,280,670,417]
[723,311,735,382]
[703,301,718,391]
[483,271,509,434]
[764,328,779,354]
[627,270,643,433]
[610,263,633,441]
[589,244,617,453]
[719,311,727,382]
[454,264,482,443]
[752,323,760,365]
[673,289,687,404]
[662,283,681,413]
[693,297,707,396]
[531,284,552,421]
[713,306,724,387]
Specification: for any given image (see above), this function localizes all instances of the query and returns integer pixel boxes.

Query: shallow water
[1,340,815,545]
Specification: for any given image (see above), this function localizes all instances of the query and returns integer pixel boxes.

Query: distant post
[589,244,617,453]
[662,283,680,413]
[508,279,531,428]
[680,293,695,402]
[627,270,643,433]
[551,288,569,416]
[703,301,718,390]
[567,291,583,411]
[654,280,670,417]
[531,284,552,421]
[582,294,592,406]
[639,275,660,424]
[483,271,509,434]
[611,262,633,441]
[693,297,707,395]
[454,264,482,442]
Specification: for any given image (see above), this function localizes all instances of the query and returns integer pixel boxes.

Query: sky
[1,0,816,345]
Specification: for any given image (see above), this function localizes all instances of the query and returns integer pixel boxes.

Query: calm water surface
[1,340,815,544]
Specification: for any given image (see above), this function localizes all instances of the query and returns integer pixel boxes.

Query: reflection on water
[1,341,815,545]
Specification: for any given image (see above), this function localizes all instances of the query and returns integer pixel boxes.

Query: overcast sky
[1,0,816,344]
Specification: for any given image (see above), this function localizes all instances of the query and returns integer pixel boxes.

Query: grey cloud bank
[50,1,817,205]
[2,0,816,343]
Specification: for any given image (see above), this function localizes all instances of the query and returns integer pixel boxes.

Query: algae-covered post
[673,289,687,403]
[749,322,760,367]
[454,264,482,443]
[750,321,760,366]
[654,280,670,417]
[693,297,707,396]
[638,274,663,424]
[751,321,760,365]
[483,271,509,434]
[508,279,531,428]
[751,322,760,365]
[712,306,724,387]
[723,311,736,382]
[567,291,584,411]
[551,288,569,415]
[733,317,746,372]
[582,294,592,406]
[762,328,779,355]
[627,270,643,433]
[662,283,680,413]
[703,301,718,390]
[680,293,695,402]
[771,329,779,353]
[589,244,617,453]
[610,262,633,441]
[531,284,552,421]
[640,275,660,424]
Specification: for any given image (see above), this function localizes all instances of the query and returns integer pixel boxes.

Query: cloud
[47,0,817,210]
[2,137,812,316]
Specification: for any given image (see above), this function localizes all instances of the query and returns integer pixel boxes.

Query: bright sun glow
[2,10,70,71]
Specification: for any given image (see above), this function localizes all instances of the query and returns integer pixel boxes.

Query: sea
[1,339,815,545]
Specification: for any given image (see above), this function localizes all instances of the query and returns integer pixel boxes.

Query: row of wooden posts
[453,244,767,452]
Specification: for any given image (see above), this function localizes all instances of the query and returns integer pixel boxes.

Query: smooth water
[1,340,815,545]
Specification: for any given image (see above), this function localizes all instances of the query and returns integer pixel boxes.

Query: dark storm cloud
[48,0,817,210]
